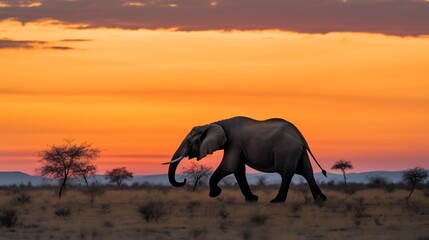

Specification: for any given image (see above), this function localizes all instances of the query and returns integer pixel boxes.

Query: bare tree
[39,140,100,199]
[331,160,353,191]
[183,162,212,191]
[73,159,99,206]
[402,167,428,202]
[105,167,133,188]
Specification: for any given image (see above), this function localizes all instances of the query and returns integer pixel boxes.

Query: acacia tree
[331,160,353,191]
[183,162,212,191]
[39,140,100,199]
[402,167,428,202]
[105,167,133,188]
[73,160,99,206]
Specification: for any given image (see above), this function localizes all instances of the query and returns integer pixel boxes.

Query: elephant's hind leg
[234,163,258,202]
[271,148,299,203]
[297,152,327,202]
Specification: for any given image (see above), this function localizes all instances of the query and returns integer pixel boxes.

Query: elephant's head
[163,124,227,187]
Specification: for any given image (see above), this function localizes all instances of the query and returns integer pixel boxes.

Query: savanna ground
[1,183,428,240]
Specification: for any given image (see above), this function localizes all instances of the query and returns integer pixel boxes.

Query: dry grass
[0,186,428,239]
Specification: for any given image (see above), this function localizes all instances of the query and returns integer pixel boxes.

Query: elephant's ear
[198,124,227,160]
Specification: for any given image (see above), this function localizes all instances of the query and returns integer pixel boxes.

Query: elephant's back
[242,119,302,143]
[240,118,304,172]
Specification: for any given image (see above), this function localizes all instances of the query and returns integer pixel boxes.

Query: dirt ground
[0,186,428,240]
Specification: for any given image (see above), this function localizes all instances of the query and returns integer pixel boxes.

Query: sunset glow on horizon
[1,13,429,175]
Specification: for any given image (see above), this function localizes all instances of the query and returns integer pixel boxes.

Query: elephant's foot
[209,186,222,198]
[245,194,259,203]
[270,197,286,203]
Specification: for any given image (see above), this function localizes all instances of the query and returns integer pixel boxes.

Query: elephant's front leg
[234,163,258,202]
[271,171,294,203]
[208,168,231,198]
[209,151,239,198]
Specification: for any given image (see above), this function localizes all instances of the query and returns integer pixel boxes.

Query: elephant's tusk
[162,156,184,165]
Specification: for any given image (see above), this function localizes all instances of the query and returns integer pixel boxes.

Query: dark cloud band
[0,39,45,49]
[0,0,428,36]
[0,38,76,50]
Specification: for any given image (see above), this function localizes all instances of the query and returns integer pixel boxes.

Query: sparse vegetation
[402,167,428,202]
[105,167,133,188]
[290,202,303,214]
[0,208,18,228]
[138,201,164,223]
[218,206,229,221]
[82,180,105,207]
[331,160,353,191]
[100,203,110,215]
[38,140,100,199]
[367,176,389,188]
[0,183,427,239]
[351,197,367,226]
[183,162,212,191]
[12,191,31,205]
[55,207,71,218]
[186,201,201,218]
[249,212,269,226]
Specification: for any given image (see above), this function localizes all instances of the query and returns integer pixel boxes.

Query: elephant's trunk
[168,157,186,187]
[167,143,189,187]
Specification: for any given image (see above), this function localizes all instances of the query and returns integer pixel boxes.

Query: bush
[368,176,390,189]
[138,201,164,223]
[0,208,18,228]
[249,213,268,226]
[13,192,31,205]
[55,207,71,218]
[352,197,368,226]
[218,207,229,221]
[101,204,110,215]
[186,201,201,218]
[290,202,303,214]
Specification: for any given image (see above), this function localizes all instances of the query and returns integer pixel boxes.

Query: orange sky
[1,19,429,175]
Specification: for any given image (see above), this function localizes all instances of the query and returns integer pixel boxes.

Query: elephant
[163,116,327,203]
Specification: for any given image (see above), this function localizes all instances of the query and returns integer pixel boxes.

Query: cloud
[46,46,75,50]
[0,0,41,8]
[0,0,428,36]
[60,39,91,42]
[0,38,78,50]
[0,38,45,49]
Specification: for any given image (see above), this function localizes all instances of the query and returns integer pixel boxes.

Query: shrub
[249,213,269,226]
[368,176,390,189]
[103,221,113,228]
[189,228,205,239]
[352,198,368,227]
[290,202,303,214]
[242,230,251,240]
[55,207,71,218]
[101,204,110,215]
[139,201,164,223]
[218,207,229,221]
[0,208,18,228]
[13,192,31,205]
[186,201,200,218]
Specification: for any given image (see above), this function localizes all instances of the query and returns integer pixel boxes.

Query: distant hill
[0,172,45,186]
[0,171,414,187]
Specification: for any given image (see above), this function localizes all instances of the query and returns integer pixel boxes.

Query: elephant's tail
[285,120,327,177]
[307,148,327,177]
